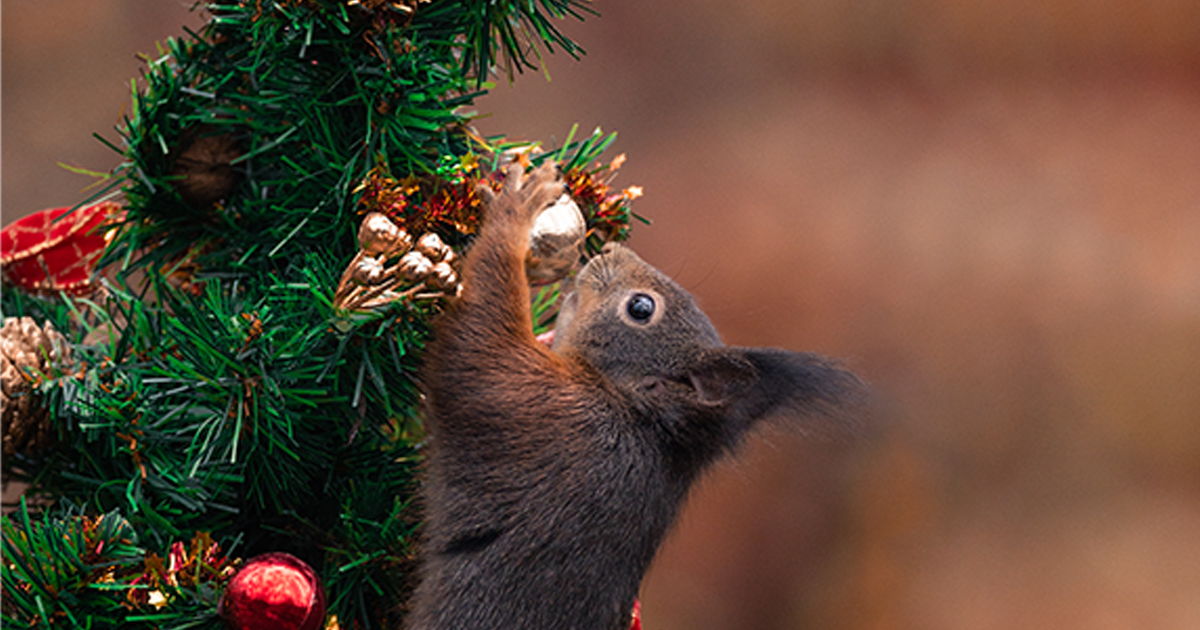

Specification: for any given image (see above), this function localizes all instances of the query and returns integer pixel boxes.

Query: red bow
[1,202,120,294]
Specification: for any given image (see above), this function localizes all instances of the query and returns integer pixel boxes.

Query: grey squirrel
[408,162,865,630]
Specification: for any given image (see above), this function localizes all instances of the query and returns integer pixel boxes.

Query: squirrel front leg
[456,161,564,343]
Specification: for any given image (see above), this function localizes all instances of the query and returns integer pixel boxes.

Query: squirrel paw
[479,161,565,229]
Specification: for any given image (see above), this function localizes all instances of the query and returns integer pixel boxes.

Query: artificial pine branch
[446,0,596,83]
[1,500,144,628]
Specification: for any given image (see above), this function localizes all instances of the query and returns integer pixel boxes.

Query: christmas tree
[1,2,640,628]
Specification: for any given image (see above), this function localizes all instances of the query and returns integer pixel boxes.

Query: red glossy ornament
[219,553,326,630]
[1,202,119,294]
[630,599,642,630]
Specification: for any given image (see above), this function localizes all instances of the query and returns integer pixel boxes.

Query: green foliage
[1,500,145,628]
[1,499,243,629]
[104,2,479,276]
[447,0,595,83]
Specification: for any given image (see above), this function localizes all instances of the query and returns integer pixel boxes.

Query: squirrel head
[551,242,864,440]
[552,243,723,385]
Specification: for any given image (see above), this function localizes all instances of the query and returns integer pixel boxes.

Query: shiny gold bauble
[527,193,586,283]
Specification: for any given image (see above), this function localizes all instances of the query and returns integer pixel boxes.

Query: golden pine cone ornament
[415,232,453,263]
[1,317,71,457]
[358,212,413,257]
[427,261,459,292]
[334,211,464,311]
[397,251,434,284]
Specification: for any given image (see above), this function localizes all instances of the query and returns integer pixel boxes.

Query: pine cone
[168,125,243,207]
[1,317,71,457]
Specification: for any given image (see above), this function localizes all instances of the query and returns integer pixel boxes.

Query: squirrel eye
[625,293,656,323]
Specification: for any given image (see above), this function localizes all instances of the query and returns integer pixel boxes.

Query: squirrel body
[408,163,863,630]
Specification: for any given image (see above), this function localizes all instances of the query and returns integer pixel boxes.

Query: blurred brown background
[6,1,1200,628]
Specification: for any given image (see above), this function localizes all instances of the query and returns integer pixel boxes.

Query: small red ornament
[630,599,642,630]
[219,553,327,630]
[1,202,120,294]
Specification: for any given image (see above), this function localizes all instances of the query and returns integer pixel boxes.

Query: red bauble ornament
[630,599,642,630]
[219,553,327,630]
[1,202,120,294]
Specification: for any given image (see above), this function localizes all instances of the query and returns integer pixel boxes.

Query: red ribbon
[1,202,120,294]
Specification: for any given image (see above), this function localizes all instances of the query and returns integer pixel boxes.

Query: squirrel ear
[685,352,757,406]
[686,347,866,438]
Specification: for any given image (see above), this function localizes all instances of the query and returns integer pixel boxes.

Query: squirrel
[407,162,865,630]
